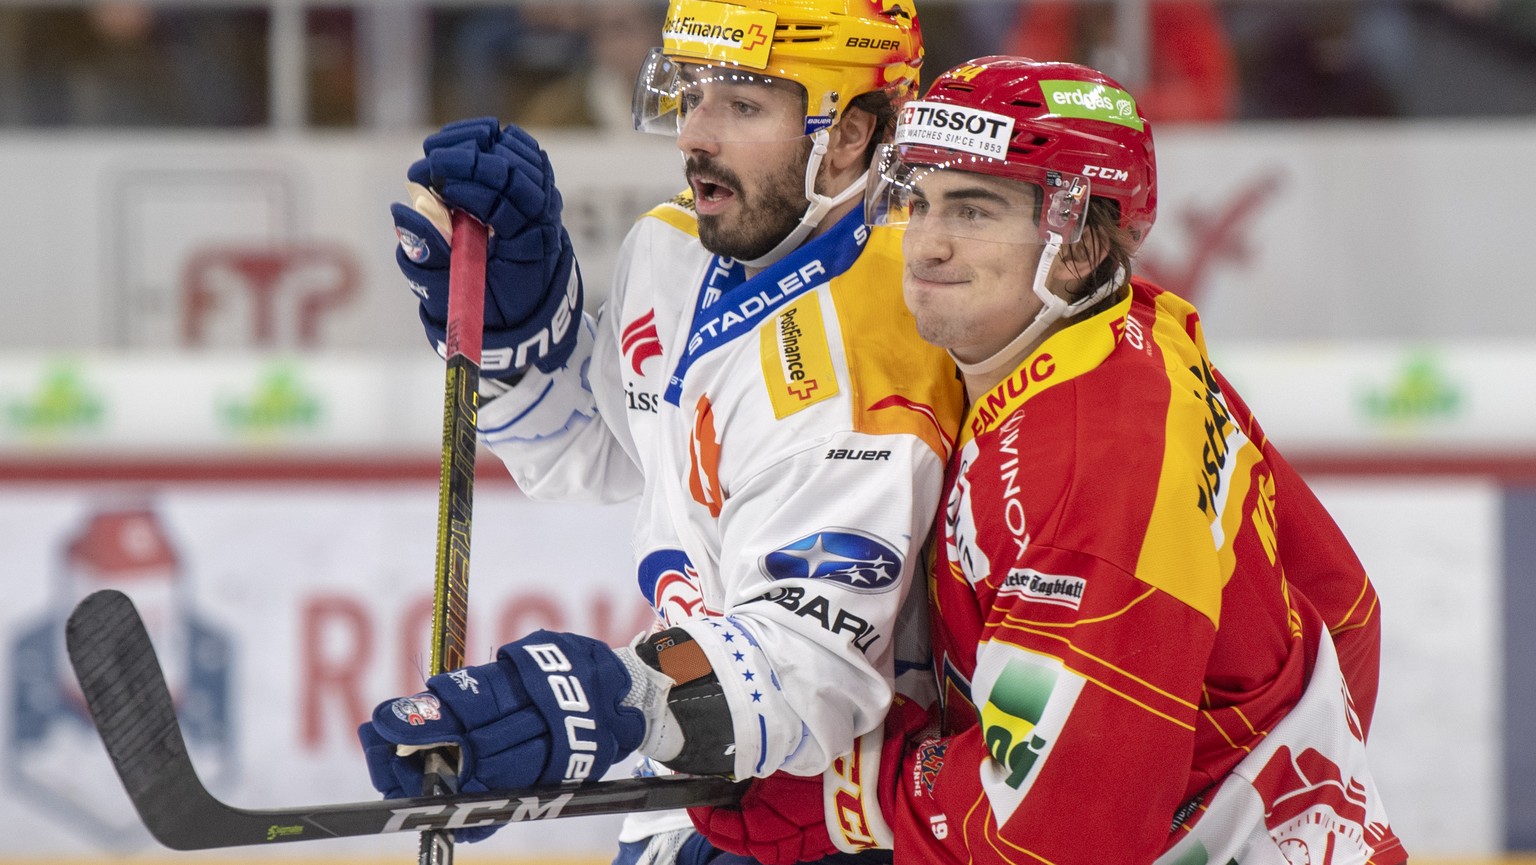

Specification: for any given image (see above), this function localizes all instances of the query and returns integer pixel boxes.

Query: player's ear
[825,106,878,174]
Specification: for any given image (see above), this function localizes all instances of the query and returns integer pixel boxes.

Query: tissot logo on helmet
[897,100,1015,159]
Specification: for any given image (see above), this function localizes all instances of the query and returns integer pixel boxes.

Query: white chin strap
[953,234,1126,380]
[738,129,866,271]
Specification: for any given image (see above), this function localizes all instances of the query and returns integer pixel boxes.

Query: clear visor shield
[633,48,817,143]
[864,143,1090,245]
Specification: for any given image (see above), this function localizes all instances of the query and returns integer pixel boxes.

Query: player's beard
[688,138,813,262]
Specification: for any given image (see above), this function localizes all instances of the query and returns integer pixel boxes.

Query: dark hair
[848,90,899,168]
[1066,198,1136,310]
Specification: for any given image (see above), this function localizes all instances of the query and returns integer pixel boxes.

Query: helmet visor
[633,49,816,143]
[865,143,1090,245]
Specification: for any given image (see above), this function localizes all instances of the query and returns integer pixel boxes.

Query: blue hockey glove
[392,117,583,378]
[358,630,646,842]
[357,722,501,843]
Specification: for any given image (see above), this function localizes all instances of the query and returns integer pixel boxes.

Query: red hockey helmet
[870,55,1157,248]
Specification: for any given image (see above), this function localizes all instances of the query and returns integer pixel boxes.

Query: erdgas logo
[896,101,1016,159]
[1038,80,1144,131]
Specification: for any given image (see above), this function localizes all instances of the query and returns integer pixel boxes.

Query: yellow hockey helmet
[635,0,924,136]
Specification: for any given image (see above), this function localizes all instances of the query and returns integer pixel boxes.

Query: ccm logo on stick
[383,794,574,832]
[523,643,601,782]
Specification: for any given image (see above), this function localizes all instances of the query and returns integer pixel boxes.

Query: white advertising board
[0,477,1504,860]
[0,122,1532,354]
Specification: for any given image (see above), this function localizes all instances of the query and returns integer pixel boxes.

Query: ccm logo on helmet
[1083,165,1129,182]
[522,643,602,782]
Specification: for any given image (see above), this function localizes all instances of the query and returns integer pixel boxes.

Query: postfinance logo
[760,294,839,418]
[981,659,1058,789]
[1039,80,1143,131]
[663,0,777,69]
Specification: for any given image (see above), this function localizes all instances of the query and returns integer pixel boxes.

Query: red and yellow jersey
[890,280,1403,865]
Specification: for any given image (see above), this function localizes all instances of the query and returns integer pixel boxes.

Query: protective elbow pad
[634,628,736,776]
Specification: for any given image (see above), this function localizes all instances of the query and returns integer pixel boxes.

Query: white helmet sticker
[896,100,1016,159]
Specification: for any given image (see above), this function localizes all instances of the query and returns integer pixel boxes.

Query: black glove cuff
[635,628,736,776]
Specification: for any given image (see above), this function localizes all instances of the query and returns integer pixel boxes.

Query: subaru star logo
[759,529,902,593]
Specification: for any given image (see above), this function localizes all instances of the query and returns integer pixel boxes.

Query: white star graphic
[779,535,861,577]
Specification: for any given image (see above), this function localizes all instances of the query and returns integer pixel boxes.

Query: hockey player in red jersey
[696,56,1404,865]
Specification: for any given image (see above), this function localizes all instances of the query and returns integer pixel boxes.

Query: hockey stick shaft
[434,210,485,676]
[421,210,489,864]
[65,589,744,851]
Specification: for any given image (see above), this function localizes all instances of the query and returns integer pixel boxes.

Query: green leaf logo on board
[219,363,321,434]
[1360,353,1461,423]
[4,362,105,436]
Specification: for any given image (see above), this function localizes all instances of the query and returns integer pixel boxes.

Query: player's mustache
[684,157,743,196]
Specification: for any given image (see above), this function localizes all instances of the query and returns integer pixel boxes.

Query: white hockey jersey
[478,193,963,782]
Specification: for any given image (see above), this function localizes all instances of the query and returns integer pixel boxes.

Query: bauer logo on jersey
[999,569,1086,611]
[759,294,839,418]
[662,0,776,69]
[759,528,902,593]
[897,101,1016,159]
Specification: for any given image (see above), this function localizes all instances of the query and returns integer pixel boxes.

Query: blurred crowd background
[2,0,1535,130]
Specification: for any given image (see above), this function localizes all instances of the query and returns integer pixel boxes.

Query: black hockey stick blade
[66,589,744,850]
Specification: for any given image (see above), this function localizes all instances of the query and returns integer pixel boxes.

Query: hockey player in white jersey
[358,2,963,864]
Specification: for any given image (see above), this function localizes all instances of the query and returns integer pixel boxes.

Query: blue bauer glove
[357,630,647,843]
[392,117,583,379]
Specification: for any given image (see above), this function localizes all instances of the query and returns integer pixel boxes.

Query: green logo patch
[981,660,1056,788]
[1040,80,1143,131]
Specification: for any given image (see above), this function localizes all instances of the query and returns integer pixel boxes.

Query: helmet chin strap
[953,235,1126,380]
[738,129,866,271]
